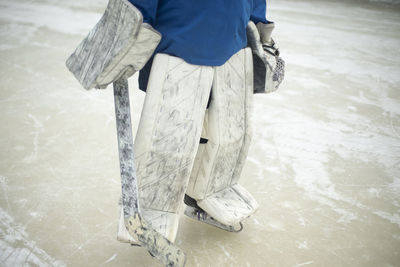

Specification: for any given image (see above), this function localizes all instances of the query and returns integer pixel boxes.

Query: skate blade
[184,206,243,233]
[126,216,186,267]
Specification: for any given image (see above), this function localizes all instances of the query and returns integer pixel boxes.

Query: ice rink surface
[0,0,399,266]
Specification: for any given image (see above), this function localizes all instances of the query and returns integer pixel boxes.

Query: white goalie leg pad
[117,205,180,244]
[66,0,161,89]
[186,48,258,226]
[131,53,213,242]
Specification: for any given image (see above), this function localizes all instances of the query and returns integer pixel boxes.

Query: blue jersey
[128,0,269,66]
[128,0,270,91]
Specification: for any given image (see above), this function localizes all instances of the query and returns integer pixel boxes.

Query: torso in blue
[127,0,269,90]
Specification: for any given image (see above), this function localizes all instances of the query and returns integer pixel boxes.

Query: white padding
[134,53,214,213]
[117,205,180,243]
[186,48,258,225]
[141,209,180,242]
[66,0,161,89]
[197,184,259,226]
[126,53,214,241]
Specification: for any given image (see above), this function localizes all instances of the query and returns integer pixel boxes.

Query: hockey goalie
[66,0,284,266]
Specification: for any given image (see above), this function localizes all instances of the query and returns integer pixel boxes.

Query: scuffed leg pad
[117,206,180,244]
[197,184,259,226]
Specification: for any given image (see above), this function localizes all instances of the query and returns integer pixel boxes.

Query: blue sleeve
[250,0,270,24]
[127,0,159,25]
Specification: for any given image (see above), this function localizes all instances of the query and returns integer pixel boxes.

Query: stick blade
[126,216,186,267]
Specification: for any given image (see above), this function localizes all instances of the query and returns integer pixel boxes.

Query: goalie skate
[184,196,243,233]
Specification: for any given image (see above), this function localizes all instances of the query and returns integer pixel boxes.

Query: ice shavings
[369,0,400,4]
[0,208,66,267]
[252,95,399,224]
[103,253,117,264]
[0,0,102,36]
[373,211,400,227]
[23,114,44,164]
[274,2,400,86]
[0,176,10,211]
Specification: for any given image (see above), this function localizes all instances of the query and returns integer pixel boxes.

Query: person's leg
[185,48,258,226]
[118,53,213,243]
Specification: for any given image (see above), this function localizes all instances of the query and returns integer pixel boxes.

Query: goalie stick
[113,77,186,267]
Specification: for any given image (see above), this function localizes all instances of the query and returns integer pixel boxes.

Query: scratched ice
[0,0,399,266]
